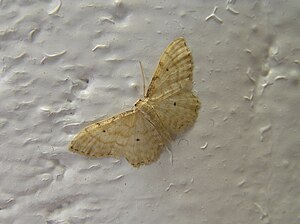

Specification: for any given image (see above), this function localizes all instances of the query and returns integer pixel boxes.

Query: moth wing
[149,90,200,136]
[69,110,166,167]
[146,37,194,99]
[146,37,200,135]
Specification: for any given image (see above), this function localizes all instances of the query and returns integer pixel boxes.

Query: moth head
[134,98,148,108]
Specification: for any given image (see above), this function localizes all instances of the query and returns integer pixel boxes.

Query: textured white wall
[0,0,299,223]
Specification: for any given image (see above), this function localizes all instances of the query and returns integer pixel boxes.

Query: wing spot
[136,138,140,141]
[102,130,106,132]
[173,102,177,106]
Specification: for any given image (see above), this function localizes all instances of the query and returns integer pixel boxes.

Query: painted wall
[1,0,299,223]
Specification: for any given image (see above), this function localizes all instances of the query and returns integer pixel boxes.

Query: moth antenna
[166,146,173,166]
[139,61,146,97]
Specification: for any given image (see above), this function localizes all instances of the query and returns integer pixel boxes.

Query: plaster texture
[0,0,299,223]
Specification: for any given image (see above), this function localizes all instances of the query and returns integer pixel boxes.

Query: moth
[69,38,201,167]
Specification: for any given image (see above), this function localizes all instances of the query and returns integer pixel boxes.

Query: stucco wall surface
[0,0,299,223]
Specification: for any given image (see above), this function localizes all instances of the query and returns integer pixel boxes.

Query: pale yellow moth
[69,38,201,167]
